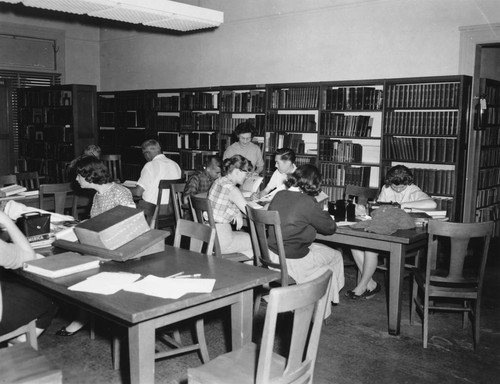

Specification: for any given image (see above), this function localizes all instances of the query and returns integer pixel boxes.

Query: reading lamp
[0,0,223,32]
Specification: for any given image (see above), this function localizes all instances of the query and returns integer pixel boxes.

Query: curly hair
[285,164,322,196]
[384,165,414,187]
[74,155,111,185]
[234,121,255,137]
[222,155,253,176]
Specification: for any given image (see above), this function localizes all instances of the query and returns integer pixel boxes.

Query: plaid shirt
[183,170,214,200]
[208,176,240,223]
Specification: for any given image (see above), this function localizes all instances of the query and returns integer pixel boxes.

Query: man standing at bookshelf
[132,139,182,223]
[223,122,264,175]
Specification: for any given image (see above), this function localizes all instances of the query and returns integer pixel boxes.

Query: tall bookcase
[381,75,472,221]
[18,84,97,182]
[474,78,500,234]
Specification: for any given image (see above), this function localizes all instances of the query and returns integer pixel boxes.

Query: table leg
[388,243,406,336]
[128,322,156,384]
[230,290,253,349]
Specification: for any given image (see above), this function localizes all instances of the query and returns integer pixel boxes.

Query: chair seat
[188,342,286,384]
[414,270,479,298]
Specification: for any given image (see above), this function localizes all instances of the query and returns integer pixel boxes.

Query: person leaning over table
[346,164,437,300]
[182,155,222,206]
[223,121,264,175]
[56,156,135,337]
[130,139,182,224]
[267,164,344,319]
[208,155,254,259]
[0,210,58,344]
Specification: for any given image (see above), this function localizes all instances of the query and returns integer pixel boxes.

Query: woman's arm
[400,199,437,210]
[229,187,248,230]
[0,211,34,254]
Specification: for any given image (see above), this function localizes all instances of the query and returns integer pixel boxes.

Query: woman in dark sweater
[267,164,344,318]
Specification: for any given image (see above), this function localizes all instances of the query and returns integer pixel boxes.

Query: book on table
[0,184,27,197]
[241,175,263,197]
[23,251,101,278]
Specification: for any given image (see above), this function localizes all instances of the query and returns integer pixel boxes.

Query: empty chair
[39,182,77,218]
[187,270,333,384]
[189,195,249,263]
[170,182,187,222]
[100,154,122,182]
[410,220,494,349]
[0,174,17,187]
[16,171,40,191]
[151,178,184,231]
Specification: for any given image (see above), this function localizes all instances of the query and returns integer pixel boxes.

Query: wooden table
[317,225,428,336]
[16,246,279,383]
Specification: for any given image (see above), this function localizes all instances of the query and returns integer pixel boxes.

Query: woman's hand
[232,214,244,230]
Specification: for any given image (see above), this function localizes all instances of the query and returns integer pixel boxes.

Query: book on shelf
[0,184,27,197]
[23,252,101,279]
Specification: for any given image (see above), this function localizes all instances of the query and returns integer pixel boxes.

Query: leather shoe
[56,326,82,336]
[362,283,381,299]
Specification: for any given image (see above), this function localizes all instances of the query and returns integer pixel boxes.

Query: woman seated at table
[208,155,254,259]
[252,147,297,201]
[0,210,58,343]
[267,164,345,319]
[346,165,437,300]
[57,156,135,336]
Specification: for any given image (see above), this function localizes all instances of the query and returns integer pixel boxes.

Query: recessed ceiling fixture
[0,0,224,32]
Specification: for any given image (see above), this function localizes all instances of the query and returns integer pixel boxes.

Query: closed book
[0,184,27,197]
[74,206,149,250]
[23,252,101,278]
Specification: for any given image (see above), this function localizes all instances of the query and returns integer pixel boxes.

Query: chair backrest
[425,220,494,290]
[246,205,292,286]
[101,154,122,182]
[344,184,379,206]
[173,218,215,255]
[170,182,186,222]
[16,172,40,191]
[256,270,332,384]
[189,195,224,256]
[0,174,17,187]
[0,319,37,350]
[39,182,77,217]
[152,178,184,230]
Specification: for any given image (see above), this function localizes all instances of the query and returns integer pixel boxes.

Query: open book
[240,175,263,198]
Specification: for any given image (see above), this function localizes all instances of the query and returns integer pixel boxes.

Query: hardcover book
[23,252,101,278]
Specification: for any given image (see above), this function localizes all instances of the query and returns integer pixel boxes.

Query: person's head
[234,122,255,148]
[83,144,101,159]
[205,155,222,180]
[74,155,111,188]
[384,165,413,193]
[141,139,162,161]
[275,148,296,174]
[285,164,322,197]
[222,155,253,185]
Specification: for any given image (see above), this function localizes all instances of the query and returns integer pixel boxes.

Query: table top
[17,246,279,326]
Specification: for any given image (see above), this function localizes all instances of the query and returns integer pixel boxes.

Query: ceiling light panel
[23,0,115,15]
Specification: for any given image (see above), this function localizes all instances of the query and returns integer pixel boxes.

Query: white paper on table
[124,275,216,299]
[68,272,141,295]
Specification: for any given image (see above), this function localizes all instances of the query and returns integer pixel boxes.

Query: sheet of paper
[124,275,216,299]
[68,272,141,295]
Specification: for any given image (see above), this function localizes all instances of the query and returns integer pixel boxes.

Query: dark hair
[75,156,111,185]
[285,164,322,196]
[206,155,222,169]
[234,122,254,137]
[222,155,253,176]
[275,148,296,163]
[384,165,413,187]
[83,144,101,158]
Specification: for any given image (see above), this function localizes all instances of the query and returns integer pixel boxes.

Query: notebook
[23,252,101,278]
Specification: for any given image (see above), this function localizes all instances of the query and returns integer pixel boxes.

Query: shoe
[344,289,363,300]
[56,326,82,336]
[361,283,381,299]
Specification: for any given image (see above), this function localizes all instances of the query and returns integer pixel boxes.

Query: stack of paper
[124,275,216,299]
[68,272,141,295]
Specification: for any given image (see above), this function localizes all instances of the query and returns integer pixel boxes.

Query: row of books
[18,90,73,108]
[19,140,74,161]
[476,185,500,208]
[220,116,265,136]
[411,168,456,196]
[323,87,383,111]
[319,113,373,137]
[319,140,363,163]
[268,87,319,110]
[482,106,500,126]
[480,127,500,146]
[220,90,266,113]
[433,197,454,219]
[384,110,459,136]
[153,115,180,131]
[151,95,180,112]
[158,132,219,151]
[266,133,305,154]
[321,185,345,202]
[99,111,115,127]
[385,82,460,109]
[319,164,371,187]
[22,124,73,143]
[266,114,316,132]
[477,167,500,189]
[181,92,218,110]
[384,137,456,163]
[264,154,316,171]
[479,147,500,168]
[180,112,219,131]
[19,107,73,127]
[180,151,217,171]
[475,205,500,232]
[484,82,500,106]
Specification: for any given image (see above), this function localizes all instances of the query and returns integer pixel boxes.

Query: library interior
[0,1,500,383]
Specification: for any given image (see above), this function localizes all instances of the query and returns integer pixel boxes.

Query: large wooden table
[17,246,280,383]
[317,225,428,335]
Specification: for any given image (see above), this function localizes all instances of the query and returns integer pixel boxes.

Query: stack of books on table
[0,184,27,197]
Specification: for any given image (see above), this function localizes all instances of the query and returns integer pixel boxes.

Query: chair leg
[254,289,263,317]
[172,329,182,345]
[462,300,470,329]
[194,318,210,363]
[112,336,121,370]
[423,295,429,348]
[410,278,418,326]
[89,314,95,340]
[473,299,481,351]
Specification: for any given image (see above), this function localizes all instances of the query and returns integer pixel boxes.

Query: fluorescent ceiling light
[1,0,223,32]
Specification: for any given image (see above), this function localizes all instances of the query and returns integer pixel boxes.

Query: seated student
[267,164,344,319]
[208,155,254,259]
[223,122,264,175]
[182,155,222,205]
[346,165,437,300]
[56,156,135,336]
[0,210,58,343]
[253,147,297,200]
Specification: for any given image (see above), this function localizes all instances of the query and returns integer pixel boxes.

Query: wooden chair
[0,319,37,350]
[39,182,78,218]
[101,154,122,182]
[0,174,17,187]
[111,219,215,369]
[151,178,183,232]
[187,270,333,384]
[16,171,40,191]
[170,182,187,222]
[410,220,494,349]
[189,195,249,263]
